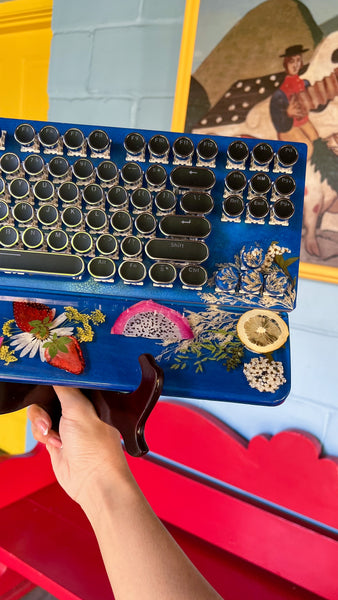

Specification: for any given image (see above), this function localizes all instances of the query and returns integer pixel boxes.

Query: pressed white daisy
[10,312,74,362]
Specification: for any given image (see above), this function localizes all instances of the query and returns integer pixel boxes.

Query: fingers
[27,404,52,441]
[53,386,97,420]
[27,405,62,448]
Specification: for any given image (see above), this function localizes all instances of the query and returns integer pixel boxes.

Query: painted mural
[184,0,338,271]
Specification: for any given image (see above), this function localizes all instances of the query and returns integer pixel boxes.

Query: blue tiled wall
[47,0,338,455]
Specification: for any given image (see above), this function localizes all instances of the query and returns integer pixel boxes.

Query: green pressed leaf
[284,256,298,268]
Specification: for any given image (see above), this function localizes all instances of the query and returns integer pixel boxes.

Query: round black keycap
[107,186,128,209]
[73,158,94,180]
[62,206,82,228]
[97,160,118,184]
[86,208,107,230]
[13,201,33,223]
[124,132,146,155]
[0,225,18,247]
[63,128,84,150]
[47,229,69,251]
[145,164,167,188]
[273,198,295,220]
[38,125,60,148]
[33,179,55,202]
[0,177,4,196]
[277,144,298,167]
[96,233,118,255]
[83,183,104,206]
[225,170,247,193]
[71,231,93,254]
[134,212,156,235]
[110,210,132,233]
[121,235,142,258]
[88,129,110,152]
[249,173,271,194]
[155,190,176,213]
[22,227,43,249]
[9,178,30,200]
[149,262,176,285]
[0,153,20,175]
[274,174,296,196]
[131,188,152,211]
[148,135,170,158]
[196,138,218,161]
[173,136,194,160]
[119,260,146,284]
[23,154,45,177]
[14,123,35,146]
[180,192,214,215]
[37,204,59,226]
[222,195,244,218]
[180,265,207,288]
[248,196,270,219]
[88,257,115,279]
[48,156,70,178]
[227,140,249,163]
[0,200,8,221]
[58,181,79,203]
[252,142,274,165]
[121,162,143,186]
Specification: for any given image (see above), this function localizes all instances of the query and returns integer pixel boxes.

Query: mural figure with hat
[270,44,321,159]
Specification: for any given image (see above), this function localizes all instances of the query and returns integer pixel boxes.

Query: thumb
[53,386,97,420]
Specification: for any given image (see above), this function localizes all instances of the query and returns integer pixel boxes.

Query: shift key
[145,238,209,263]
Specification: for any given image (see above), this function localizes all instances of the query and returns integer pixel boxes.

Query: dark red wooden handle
[0,354,164,457]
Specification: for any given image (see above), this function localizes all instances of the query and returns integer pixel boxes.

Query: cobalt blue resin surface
[0,117,306,406]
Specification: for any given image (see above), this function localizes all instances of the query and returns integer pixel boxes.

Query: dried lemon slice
[237,309,289,353]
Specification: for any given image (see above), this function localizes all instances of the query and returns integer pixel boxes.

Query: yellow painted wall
[0,0,52,454]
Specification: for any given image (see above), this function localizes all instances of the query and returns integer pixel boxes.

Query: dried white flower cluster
[243,356,286,392]
[261,243,290,273]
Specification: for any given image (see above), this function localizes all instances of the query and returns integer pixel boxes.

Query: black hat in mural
[280,44,309,57]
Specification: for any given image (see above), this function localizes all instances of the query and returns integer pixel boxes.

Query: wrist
[78,461,138,523]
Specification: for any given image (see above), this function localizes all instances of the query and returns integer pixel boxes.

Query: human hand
[27,386,131,510]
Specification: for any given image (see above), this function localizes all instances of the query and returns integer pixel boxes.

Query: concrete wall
[47,0,338,455]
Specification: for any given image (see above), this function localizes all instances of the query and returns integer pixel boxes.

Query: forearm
[82,470,222,600]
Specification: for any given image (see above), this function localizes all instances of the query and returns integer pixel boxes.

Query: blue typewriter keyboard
[0,117,307,406]
[0,117,306,312]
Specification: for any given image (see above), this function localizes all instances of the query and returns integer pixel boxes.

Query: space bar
[0,249,85,277]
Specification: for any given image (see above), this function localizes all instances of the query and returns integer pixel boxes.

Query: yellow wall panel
[0,0,52,453]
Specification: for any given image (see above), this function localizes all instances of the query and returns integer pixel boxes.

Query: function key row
[3,122,299,173]
[226,141,299,173]
[6,123,220,166]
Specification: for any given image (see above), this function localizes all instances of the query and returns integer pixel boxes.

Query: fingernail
[36,419,49,436]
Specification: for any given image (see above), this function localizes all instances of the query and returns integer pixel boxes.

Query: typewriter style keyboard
[0,117,306,313]
[0,116,308,409]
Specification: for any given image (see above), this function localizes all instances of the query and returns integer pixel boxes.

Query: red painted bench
[0,399,337,600]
